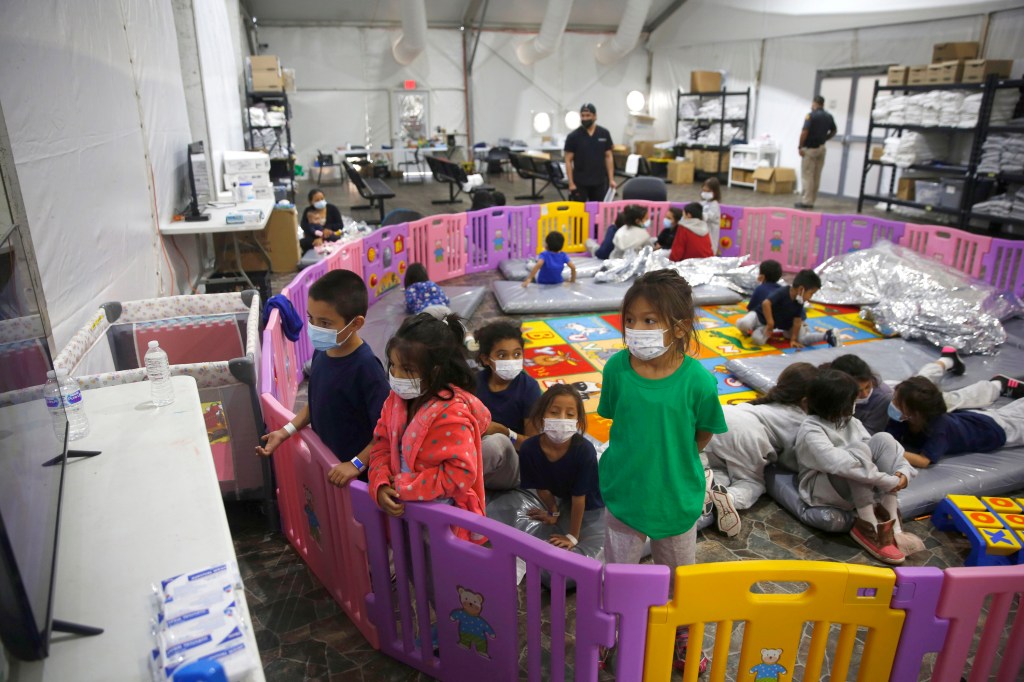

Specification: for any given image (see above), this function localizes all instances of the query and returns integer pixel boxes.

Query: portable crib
[258,200,1024,681]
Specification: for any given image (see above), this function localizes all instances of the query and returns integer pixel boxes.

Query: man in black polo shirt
[796,95,836,209]
[564,103,616,202]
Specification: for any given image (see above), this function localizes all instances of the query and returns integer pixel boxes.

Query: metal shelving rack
[245,90,295,204]
[674,87,751,179]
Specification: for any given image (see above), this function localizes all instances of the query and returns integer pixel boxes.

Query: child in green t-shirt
[597,270,727,674]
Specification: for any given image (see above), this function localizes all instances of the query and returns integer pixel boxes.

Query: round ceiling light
[564,110,581,130]
[626,90,646,113]
[532,111,552,134]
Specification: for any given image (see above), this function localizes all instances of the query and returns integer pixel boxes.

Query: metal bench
[424,154,494,205]
[342,160,395,224]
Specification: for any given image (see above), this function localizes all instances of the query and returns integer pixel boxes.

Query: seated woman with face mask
[300,188,344,252]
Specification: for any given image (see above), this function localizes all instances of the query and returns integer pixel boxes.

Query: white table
[9,377,264,682]
[159,199,275,291]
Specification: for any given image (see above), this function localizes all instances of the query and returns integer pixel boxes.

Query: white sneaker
[711,483,741,537]
[702,468,714,516]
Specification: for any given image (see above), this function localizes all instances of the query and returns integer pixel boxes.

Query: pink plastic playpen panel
[740,207,821,271]
[817,213,906,262]
[260,393,379,649]
[718,204,743,257]
[282,259,329,382]
[259,309,297,411]
[133,316,244,366]
[326,239,365,278]
[899,224,992,279]
[587,200,634,242]
[362,223,410,304]
[979,237,1024,299]
[407,214,468,283]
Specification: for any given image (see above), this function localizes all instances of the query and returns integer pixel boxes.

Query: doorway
[813,67,888,199]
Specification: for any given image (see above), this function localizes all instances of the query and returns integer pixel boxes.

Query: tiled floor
[244,178,1015,680]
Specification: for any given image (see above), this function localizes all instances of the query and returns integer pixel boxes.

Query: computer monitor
[184,141,211,222]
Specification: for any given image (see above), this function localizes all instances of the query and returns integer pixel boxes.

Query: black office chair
[621,176,668,201]
[397,148,425,184]
[315,150,338,184]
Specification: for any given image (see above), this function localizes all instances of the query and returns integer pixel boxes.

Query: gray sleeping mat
[491,279,742,314]
[1004,316,1024,350]
[362,286,486,364]
[498,255,605,281]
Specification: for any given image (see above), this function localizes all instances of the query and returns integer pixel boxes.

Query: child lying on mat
[703,362,819,537]
[736,268,841,349]
[795,370,916,565]
[887,376,1024,469]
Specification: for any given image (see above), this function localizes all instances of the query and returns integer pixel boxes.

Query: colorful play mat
[520,301,884,442]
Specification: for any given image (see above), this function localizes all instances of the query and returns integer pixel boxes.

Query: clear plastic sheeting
[593,245,758,293]
[813,240,1021,355]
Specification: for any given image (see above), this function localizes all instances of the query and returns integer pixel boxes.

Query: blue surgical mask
[307,320,353,351]
[662,217,674,229]
[887,402,906,422]
[642,218,651,229]
[313,199,327,210]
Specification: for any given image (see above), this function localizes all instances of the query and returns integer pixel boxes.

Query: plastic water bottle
[44,369,90,441]
[145,340,175,407]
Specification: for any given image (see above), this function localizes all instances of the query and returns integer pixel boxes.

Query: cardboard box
[753,167,796,195]
[223,151,271,174]
[897,177,915,201]
[908,65,930,85]
[870,145,884,161]
[932,42,978,64]
[214,207,300,274]
[730,167,754,185]
[700,151,723,174]
[927,60,963,84]
[251,71,283,92]
[962,59,1014,83]
[690,70,722,93]
[887,66,909,86]
[248,55,281,72]
[633,140,665,158]
[667,160,695,185]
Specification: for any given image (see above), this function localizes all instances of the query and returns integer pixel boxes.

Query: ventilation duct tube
[516,0,574,65]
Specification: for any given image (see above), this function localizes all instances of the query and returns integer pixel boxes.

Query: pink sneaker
[674,629,710,674]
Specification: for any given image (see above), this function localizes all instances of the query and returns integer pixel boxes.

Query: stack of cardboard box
[248,55,283,92]
[886,43,1014,86]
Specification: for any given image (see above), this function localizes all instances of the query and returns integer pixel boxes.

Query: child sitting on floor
[735,259,783,333]
[795,370,916,565]
[703,362,819,536]
[736,268,840,349]
[404,262,451,317]
[519,384,604,553]
[368,313,491,543]
[656,207,683,250]
[887,376,1024,469]
[668,202,713,262]
[609,204,653,259]
[524,232,577,286]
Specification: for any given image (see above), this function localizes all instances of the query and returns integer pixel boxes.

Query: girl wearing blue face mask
[656,207,683,250]
[597,270,725,674]
[300,188,344,252]
[368,313,492,544]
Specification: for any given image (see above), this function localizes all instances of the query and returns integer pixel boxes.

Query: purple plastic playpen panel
[899,224,992,279]
[351,483,617,681]
[740,207,821,271]
[326,238,365,278]
[980,237,1024,299]
[816,213,907,262]
[718,204,743,257]
[260,394,380,649]
[407,214,468,283]
[889,567,950,682]
[932,564,1024,682]
[284,259,329,384]
[603,563,672,681]
[361,224,409,305]
[505,204,538,258]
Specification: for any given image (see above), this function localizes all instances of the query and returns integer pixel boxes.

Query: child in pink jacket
[369,312,491,544]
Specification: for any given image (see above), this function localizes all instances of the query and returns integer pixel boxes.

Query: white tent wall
[987,7,1024,58]
[0,0,197,355]
[196,0,246,195]
[258,26,467,173]
[471,31,650,149]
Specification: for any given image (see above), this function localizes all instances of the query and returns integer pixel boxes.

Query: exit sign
[403,80,417,90]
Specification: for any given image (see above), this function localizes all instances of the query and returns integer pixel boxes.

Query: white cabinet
[729,144,780,188]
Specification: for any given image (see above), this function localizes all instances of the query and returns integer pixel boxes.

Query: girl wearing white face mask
[700,177,722,255]
[367,313,492,544]
[518,385,604,552]
[300,188,344,252]
[473,321,542,490]
[597,270,726,674]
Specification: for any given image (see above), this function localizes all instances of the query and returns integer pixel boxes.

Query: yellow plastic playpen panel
[643,561,905,682]
[536,202,589,254]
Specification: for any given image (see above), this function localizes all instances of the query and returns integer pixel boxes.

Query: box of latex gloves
[148,562,259,681]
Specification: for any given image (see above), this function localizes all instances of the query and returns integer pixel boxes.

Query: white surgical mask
[493,359,523,381]
[662,217,674,229]
[701,191,713,201]
[624,327,670,361]
[543,418,578,444]
[313,199,327,210]
[855,387,874,406]
[389,373,423,400]
[794,289,806,305]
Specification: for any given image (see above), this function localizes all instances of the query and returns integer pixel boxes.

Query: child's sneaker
[825,329,842,347]
[674,629,710,674]
[710,482,741,537]
[851,518,904,565]
[702,468,714,516]
[941,346,965,376]
[992,374,1024,399]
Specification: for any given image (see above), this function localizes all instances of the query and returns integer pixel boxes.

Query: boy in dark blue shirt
[736,268,840,349]
[256,269,390,488]
[735,259,783,337]
[524,232,576,286]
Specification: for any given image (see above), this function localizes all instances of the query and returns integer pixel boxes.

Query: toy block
[1001,513,1024,530]
[966,511,1002,528]
[979,527,1021,556]
[982,497,1021,513]
[947,495,985,511]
